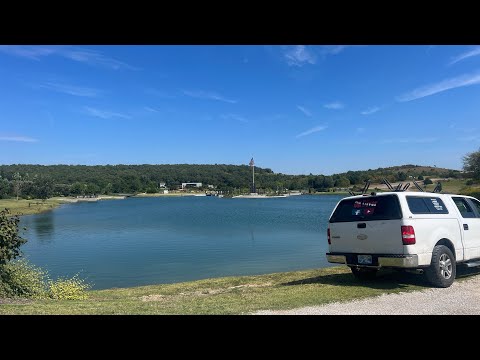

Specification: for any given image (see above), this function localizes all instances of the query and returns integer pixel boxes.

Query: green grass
[2,266,478,315]
[0,199,63,216]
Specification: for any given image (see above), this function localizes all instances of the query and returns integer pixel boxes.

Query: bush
[0,207,91,300]
[48,275,90,300]
[0,259,91,300]
[424,178,433,185]
[466,179,474,186]
[0,259,47,298]
[0,209,27,264]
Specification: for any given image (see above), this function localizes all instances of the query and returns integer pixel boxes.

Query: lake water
[19,195,345,289]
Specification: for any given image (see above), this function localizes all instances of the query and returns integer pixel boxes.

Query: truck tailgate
[329,220,404,254]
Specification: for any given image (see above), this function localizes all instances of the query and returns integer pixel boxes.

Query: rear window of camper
[329,195,402,223]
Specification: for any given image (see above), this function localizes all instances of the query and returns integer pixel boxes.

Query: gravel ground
[254,275,480,315]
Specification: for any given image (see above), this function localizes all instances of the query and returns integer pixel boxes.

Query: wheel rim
[439,253,452,280]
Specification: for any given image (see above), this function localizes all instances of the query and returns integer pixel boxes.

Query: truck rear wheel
[350,266,378,280]
[425,245,456,288]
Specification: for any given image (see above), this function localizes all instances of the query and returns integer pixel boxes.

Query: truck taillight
[401,225,416,245]
[327,228,331,245]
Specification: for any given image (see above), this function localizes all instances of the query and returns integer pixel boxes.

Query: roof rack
[412,180,424,192]
[384,178,442,194]
[432,182,442,193]
[381,178,420,192]
[349,179,442,196]
[382,178,408,192]
[383,178,394,191]
[349,180,371,196]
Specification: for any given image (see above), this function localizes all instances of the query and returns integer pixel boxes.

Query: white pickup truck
[326,191,480,287]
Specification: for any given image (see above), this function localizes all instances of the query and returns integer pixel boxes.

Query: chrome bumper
[326,253,419,268]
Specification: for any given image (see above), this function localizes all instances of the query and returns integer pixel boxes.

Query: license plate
[358,255,372,264]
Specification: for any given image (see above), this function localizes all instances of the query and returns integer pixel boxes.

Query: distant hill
[334,164,461,185]
[0,163,464,198]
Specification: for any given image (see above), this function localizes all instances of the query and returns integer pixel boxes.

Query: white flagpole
[252,161,255,193]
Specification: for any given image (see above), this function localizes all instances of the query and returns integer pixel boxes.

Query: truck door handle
[464,224,469,230]
[357,223,366,229]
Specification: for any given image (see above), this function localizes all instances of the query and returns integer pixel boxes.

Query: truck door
[452,197,480,260]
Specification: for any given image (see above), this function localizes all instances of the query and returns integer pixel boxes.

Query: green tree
[0,177,10,199]
[424,178,433,185]
[323,176,334,189]
[33,176,54,200]
[12,172,22,200]
[0,209,27,264]
[463,148,480,180]
[334,177,350,188]
[85,183,100,196]
[396,172,407,181]
[417,175,424,180]
[70,182,85,196]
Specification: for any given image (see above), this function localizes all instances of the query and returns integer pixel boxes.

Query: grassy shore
[0,199,63,216]
[4,266,480,315]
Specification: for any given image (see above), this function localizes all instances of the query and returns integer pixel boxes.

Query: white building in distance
[181,182,202,189]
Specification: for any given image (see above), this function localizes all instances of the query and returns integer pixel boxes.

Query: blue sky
[1,45,480,175]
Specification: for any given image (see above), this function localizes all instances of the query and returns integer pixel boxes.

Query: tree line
[0,163,465,199]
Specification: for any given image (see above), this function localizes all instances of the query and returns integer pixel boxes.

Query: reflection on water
[249,228,255,246]
[32,211,55,243]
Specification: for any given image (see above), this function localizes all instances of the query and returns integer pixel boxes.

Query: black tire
[425,245,456,288]
[350,266,378,280]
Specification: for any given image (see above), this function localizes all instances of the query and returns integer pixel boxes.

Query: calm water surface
[20,195,344,289]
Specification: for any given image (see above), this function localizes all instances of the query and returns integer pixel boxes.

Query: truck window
[469,198,480,217]
[329,195,402,223]
[452,197,476,218]
[406,196,448,214]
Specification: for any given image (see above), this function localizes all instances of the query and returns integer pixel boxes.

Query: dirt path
[255,275,480,315]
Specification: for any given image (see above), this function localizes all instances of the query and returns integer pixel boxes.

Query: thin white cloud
[324,101,344,110]
[38,82,100,97]
[283,45,316,67]
[0,45,55,60]
[449,47,480,66]
[397,72,480,102]
[0,136,38,142]
[381,137,438,144]
[221,113,248,123]
[296,125,327,138]
[60,48,137,70]
[84,107,131,119]
[356,127,365,133]
[145,88,176,99]
[361,106,380,115]
[296,105,312,117]
[321,45,348,55]
[0,45,136,70]
[183,90,237,104]
[144,106,160,113]
[457,135,480,142]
